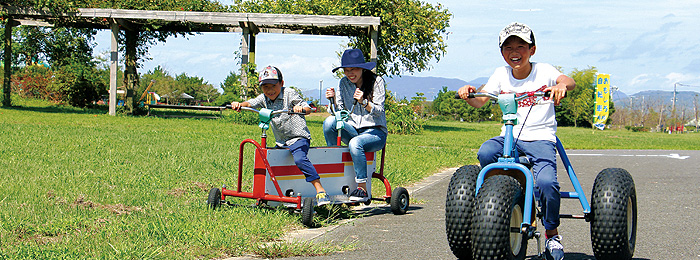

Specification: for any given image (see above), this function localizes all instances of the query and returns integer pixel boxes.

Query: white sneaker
[544,235,564,260]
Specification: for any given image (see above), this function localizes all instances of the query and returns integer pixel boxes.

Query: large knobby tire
[470,175,527,260]
[207,188,221,210]
[390,187,410,215]
[301,197,315,228]
[445,165,480,260]
[590,168,637,260]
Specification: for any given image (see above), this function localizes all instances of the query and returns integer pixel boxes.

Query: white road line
[567,153,689,160]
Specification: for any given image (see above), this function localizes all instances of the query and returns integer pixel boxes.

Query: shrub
[385,91,425,135]
[624,125,649,132]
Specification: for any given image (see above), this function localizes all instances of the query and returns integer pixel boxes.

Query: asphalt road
[273,149,700,260]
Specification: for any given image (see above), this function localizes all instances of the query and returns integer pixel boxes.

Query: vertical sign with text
[594,74,610,130]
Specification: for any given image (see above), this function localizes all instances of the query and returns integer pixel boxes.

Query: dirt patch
[72,195,143,215]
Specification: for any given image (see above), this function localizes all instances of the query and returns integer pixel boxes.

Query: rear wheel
[470,175,527,260]
[445,165,480,260]
[590,168,637,260]
[390,187,409,215]
[207,188,221,210]
[301,197,315,227]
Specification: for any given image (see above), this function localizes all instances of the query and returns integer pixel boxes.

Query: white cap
[499,22,535,48]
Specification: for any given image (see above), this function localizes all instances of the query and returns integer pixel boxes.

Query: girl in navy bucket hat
[332,49,377,72]
[324,49,387,202]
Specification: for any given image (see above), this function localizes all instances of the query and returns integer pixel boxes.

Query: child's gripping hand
[457,85,476,100]
[230,102,242,111]
[293,105,306,114]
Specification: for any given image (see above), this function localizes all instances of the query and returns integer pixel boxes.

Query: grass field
[1,100,699,259]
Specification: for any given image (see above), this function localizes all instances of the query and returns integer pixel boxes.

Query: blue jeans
[287,138,320,182]
[323,116,387,183]
[477,136,561,231]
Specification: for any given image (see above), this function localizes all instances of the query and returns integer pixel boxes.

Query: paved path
[242,150,700,259]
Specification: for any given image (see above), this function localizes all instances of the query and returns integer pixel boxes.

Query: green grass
[2,100,700,259]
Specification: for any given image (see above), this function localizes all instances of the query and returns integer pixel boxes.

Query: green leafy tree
[431,86,494,122]
[555,67,597,127]
[218,70,243,105]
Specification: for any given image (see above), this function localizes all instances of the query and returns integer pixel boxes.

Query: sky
[94,0,700,98]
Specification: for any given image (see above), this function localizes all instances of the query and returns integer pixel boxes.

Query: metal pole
[319,80,322,104]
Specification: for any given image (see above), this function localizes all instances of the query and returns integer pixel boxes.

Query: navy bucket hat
[332,49,376,72]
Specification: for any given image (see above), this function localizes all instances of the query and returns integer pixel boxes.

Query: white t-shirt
[482,62,563,142]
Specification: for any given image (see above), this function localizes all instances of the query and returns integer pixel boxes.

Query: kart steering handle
[224,105,306,115]
[454,91,552,101]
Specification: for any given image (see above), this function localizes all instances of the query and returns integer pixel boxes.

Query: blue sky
[94,0,700,96]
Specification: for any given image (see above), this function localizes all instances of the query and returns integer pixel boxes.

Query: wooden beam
[0,6,380,36]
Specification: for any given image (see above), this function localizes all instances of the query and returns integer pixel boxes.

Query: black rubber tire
[390,187,410,215]
[470,175,527,260]
[301,197,315,228]
[445,165,480,260]
[590,168,637,260]
[207,188,221,210]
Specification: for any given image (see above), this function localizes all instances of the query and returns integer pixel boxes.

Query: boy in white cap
[457,22,576,260]
[231,65,330,206]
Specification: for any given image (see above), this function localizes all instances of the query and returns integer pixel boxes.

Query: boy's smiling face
[501,36,536,78]
[261,82,283,100]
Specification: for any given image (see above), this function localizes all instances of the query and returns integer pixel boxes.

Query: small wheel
[445,165,480,260]
[301,197,315,227]
[590,168,637,260]
[471,175,527,260]
[207,188,221,210]
[390,187,409,215]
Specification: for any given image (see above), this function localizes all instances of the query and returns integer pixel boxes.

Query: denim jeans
[323,116,387,183]
[287,138,320,182]
[477,136,561,231]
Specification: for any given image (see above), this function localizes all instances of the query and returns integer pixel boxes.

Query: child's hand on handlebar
[457,85,477,100]
[293,105,305,114]
[545,83,568,106]
[230,102,242,111]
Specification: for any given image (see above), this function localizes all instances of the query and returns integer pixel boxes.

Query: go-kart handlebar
[224,104,315,115]
[454,91,551,102]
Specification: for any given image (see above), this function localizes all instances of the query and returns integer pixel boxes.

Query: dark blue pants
[477,136,561,230]
[288,138,320,182]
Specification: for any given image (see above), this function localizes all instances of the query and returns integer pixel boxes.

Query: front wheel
[590,168,637,260]
[470,175,527,260]
[390,187,409,215]
[445,165,480,260]
[207,188,221,210]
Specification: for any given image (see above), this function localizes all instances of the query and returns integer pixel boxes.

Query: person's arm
[546,74,576,105]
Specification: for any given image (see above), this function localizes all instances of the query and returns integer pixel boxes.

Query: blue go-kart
[445,92,637,260]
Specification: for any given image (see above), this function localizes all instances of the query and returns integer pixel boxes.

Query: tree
[232,0,451,76]
[431,86,495,122]
[555,66,597,127]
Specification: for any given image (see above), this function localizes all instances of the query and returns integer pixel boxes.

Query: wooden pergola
[1,6,380,115]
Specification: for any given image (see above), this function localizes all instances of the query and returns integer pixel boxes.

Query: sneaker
[544,235,564,260]
[349,187,369,202]
[316,192,330,206]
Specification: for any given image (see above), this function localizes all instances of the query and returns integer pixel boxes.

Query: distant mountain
[617,90,700,110]
[384,76,488,101]
[302,75,485,104]
[303,76,488,104]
